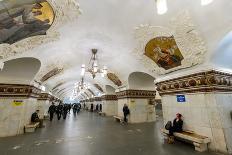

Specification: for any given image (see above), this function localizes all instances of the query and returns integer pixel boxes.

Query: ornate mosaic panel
[94,84,103,92]
[107,73,122,87]
[0,0,54,44]
[40,67,63,82]
[145,36,184,70]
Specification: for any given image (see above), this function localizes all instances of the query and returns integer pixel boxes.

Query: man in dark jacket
[48,102,56,121]
[63,104,69,119]
[31,109,43,127]
[123,104,130,123]
[56,103,63,120]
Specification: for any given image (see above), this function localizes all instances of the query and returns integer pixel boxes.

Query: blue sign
[177,95,186,102]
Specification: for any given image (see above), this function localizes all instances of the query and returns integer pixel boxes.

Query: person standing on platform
[123,104,130,124]
[99,104,102,112]
[96,104,99,112]
[48,102,56,121]
[90,104,94,112]
[63,104,69,119]
[56,103,63,120]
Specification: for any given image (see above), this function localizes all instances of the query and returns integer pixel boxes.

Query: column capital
[156,70,232,95]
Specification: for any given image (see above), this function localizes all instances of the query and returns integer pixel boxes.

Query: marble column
[0,84,41,137]
[156,70,232,154]
[37,93,53,118]
[101,95,118,116]
[116,89,156,123]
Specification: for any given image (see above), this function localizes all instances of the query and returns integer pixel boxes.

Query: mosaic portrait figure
[145,36,184,70]
[0,0,54,44]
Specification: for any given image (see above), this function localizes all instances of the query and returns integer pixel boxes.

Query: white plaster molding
[0,0,81,60]
[133,11,207,75]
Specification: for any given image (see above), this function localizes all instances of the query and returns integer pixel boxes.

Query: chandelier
[81,49,107,79]
[75,77,89,92]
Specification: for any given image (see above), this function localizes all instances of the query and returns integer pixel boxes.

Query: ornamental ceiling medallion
[0,0,55,45]
[40,67,63,82]
[145,36,184,70]
[107,73,122,87]
[94,84,104,92]
[133,11,207,75]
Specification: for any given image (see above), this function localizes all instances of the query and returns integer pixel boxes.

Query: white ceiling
[1,0,232,100]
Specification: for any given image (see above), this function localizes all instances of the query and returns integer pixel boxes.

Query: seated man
[166,113,183,144]
[31,110,44,128]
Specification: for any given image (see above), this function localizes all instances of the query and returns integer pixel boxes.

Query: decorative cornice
[38,93,53,101]
[0,84,41,98]
[101,95,118,101]
[116,89,156,99]
[156,70,232,95]
[94,97,102,101]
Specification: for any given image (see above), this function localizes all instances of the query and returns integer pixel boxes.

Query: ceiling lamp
[156,0,168,15]
[75,77,89,92]
[0,61,5,71]
[201,0,213,6]
[81,49,107,79]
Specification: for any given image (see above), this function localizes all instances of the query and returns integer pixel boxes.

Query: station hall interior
[0,0,232,155]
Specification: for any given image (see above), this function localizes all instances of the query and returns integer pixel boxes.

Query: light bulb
[156,0,168,15]
[81,64,85,76]
[201,0,213,6]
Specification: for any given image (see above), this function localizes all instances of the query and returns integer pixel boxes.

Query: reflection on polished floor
[0,111,218,155]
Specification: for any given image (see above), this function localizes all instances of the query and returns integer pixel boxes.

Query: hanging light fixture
[201,0,213,6]
[156,0,168,15]
[81,49,107,79]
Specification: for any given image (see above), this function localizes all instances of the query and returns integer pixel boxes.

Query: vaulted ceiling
[0,0,231,101]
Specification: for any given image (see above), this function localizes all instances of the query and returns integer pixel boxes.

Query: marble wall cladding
[102,100,118,116]
[117,98,156,123]
[162,93,232,154]
[0,98,37,137]
[37,100,51,118]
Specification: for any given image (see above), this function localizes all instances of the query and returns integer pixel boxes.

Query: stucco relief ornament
[133,11,207,75]
[0,0,81,59]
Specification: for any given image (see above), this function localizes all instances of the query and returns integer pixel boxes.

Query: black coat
[123,106,130,115]
[31,112,39,122]
[48,105,56,114]
[172,118,183,132]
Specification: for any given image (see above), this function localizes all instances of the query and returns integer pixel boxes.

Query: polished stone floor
[0,111,219,155]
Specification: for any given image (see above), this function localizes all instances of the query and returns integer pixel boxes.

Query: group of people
[31,102,183,145]
[90,103,102,112]
[48,103,82,121]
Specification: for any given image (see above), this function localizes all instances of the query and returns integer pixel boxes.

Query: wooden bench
[98,112,106,116]
[24,122,40,133]
[161,129,210,152]
[113,116,123,122]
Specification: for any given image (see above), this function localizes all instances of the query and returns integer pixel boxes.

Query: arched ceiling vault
[0,0,232,100]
